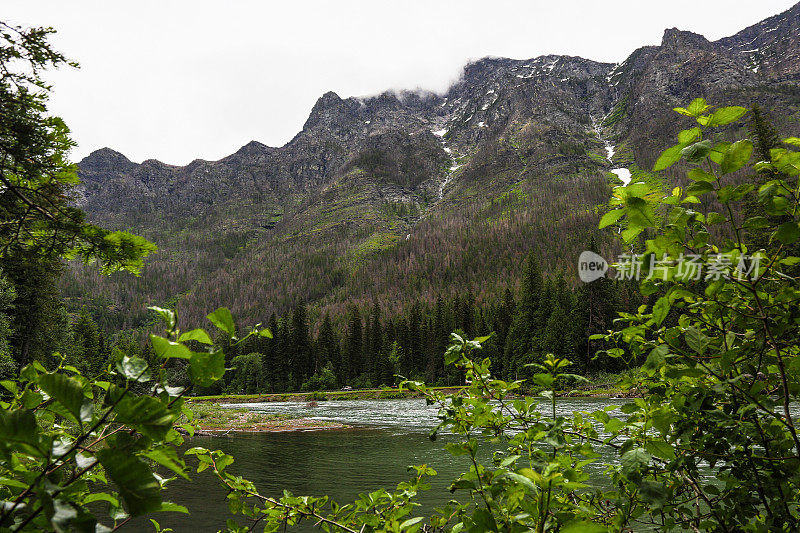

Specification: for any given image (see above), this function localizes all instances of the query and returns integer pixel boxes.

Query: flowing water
[140,398,624,532]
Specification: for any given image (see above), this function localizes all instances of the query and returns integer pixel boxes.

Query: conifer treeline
[25,248,642,393]
[195,249,640,394]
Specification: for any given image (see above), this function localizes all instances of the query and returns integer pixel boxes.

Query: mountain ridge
[67,3,800,331]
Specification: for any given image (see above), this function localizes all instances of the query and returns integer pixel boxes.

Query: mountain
[64,3,800,331]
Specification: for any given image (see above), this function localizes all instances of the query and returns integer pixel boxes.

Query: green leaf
[625,197,656,229]
[504,471,536,492]
[178,329,213,345]
[114,396,177,440]
[685,327,710,355]
[115,355,151,382]
[652,297,670,326]
[604,418,626,433]
[681,140,713,163]
[207,307,236,338]
[150,335,192,359]
[720,140,753,175]
[20,390,43,409]
[684,98,710,117]
[147,306,176,331]
[639,480,669,505]
[744,216,769,229]
[140,448,189,480]
[654,143,686,171]
[470,508,497,531]
[188,350,226,387]
[258,328,273,339]
[775,221,800,245]
[645,440,676,461]
[706,106,747,127]
[771,148,800,176]
[621,226,643,243]
[677,127,701,144]
[685,181,713,196]
[0,408,42,456]
[561,521,608,533]
[83,493,119,507]
[0,380,17,394]
[39,373,92,424]
[708,142,732,165]
[783,137,800,147]
[621,448,651,476]
[687,168,715,182]
[706,212,727,225]
[96,448,162,516]
[156,502,189,514]
[399,517,424,530]
[644,345,669,373]
[599,208,625,229]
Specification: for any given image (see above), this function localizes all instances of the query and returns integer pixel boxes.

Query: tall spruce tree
[344,307,362,382]
[69,307,102,376]
[317,313,340,383]
[576,236,619,373]
[369,302,384,386]
[504,253,542,378]
[290,301,313,389]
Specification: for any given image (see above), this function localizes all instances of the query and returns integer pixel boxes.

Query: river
[143,398,623,532]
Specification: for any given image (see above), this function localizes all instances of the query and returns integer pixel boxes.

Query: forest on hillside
[39,251,640,395]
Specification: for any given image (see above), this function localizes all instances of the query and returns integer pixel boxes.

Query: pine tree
[344,307,363,382]
[576,236,619,373]
[504,253,542,378]
[408,303,423,377]
[542,302,570,358]
[395,318,411,377]
[70,307,102,376]
[264,313,280,391]
[428,296,447,383]
[749,103,781,164]
[362,314,373,385]
[369,302,384,386]
[289,301,313,390]
[496,288,515,378]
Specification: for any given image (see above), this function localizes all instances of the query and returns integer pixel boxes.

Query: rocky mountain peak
[302,91,355,131]
[234,140,271,156]
[79,147,135,173]
[661,28,714,51]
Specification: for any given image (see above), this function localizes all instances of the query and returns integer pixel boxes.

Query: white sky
[5,0,798,165]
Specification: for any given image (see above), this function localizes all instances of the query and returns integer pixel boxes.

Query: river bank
[189,380,639,405]
[189,386,467,404]
[180,403,348,435]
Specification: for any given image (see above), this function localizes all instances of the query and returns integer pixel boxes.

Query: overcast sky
[5,0,798,165]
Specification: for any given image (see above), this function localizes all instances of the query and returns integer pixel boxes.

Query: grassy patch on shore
[183,404,294,429]
[179,403,347,433]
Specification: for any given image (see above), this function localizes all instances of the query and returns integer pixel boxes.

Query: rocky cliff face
[70,3,800,328]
